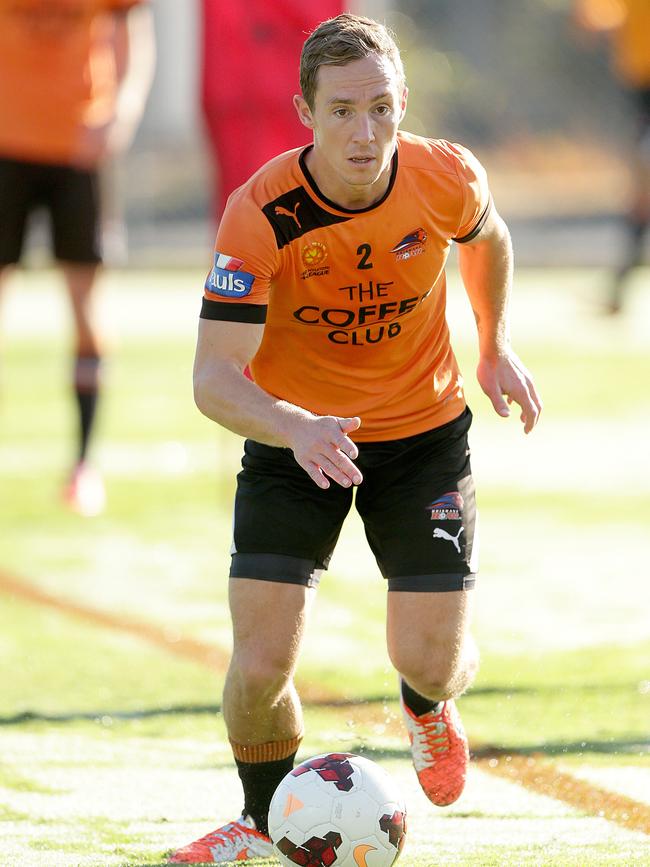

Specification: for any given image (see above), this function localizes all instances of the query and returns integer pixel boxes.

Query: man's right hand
[193,319,363,487]
[287,414,363,490]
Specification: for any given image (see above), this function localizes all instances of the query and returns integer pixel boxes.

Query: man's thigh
[229,577,315,662]
[49,165,102,264]
[230,439,354,587]
[356,409,478,591]
[0,158,35,265]
[386,588,476,679]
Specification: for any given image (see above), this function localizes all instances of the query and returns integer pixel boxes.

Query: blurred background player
[199,0,343,221]
[574,0,650,313]
[0,0,155,515]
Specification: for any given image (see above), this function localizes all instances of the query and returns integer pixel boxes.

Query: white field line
[1,567,648,846]
[0,732,648,866]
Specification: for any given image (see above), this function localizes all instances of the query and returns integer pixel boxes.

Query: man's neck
[303,148,394,211]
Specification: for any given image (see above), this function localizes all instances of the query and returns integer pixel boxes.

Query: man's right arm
[193,318,363,489]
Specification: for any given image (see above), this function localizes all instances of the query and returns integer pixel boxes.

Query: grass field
[0,266,649,866]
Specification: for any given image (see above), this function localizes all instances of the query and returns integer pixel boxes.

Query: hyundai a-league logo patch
[427,491,463,521]
[300,240,330,279]
[205,252,255,298]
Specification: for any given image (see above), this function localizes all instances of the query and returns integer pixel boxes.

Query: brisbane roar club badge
[390,228,427,261]
[428,492,466,554]
[427,491,463,521]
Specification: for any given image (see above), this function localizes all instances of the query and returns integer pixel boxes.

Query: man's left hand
[477,348,542,434]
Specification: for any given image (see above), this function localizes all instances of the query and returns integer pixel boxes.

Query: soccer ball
[268,752,407,867]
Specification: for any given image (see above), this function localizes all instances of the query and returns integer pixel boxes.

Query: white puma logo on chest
[433,526,464,553]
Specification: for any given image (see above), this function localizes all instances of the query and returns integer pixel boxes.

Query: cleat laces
[169,815,273,863]
[410,715,449,769]
[202,820,259,855]
[401,696,468,806]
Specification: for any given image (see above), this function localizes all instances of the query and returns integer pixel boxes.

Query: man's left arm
[457,206,542,434]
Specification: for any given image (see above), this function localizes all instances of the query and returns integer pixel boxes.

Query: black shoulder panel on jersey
[453,196,493,244]
[200,298,267,323]
[261,187,350,250]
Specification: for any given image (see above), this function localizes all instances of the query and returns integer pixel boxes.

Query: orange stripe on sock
[230,733,303,764]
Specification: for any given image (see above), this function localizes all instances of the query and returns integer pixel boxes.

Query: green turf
[0,267,649,865]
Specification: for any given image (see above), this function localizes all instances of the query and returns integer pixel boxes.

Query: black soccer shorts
[230,407,478,592]
[0,157,101,265]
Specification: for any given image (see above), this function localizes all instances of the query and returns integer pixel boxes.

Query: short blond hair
[299,14,405,109]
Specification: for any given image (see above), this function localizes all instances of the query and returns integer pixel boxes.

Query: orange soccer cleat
[400,696,469,806]
[168,814,273,863]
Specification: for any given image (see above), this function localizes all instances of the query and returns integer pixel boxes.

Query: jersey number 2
[356,244,373,270]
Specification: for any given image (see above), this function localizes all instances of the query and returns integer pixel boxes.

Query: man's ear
[293,94,315,130]
[399,86,409,123]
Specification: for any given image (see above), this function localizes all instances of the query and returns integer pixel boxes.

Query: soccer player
[0,0,155,515]
[574,0,650,313]
[170,14,541,864]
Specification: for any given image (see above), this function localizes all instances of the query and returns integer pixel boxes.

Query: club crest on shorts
[427,491,463,521]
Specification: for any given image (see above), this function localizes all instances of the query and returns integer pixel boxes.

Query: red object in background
[200,0,343,219]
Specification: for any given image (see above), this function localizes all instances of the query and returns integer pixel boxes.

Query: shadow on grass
[354,741,649,759]
[0,689,508,725]
[356,739,650,759]
[471,740,650,758]
[2,705,646,760]
[0,704,224,725]
[0,681,642,726]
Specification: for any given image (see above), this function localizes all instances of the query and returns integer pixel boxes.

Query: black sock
[73,356,101,462]
[401,679,442,717]
[236,753,297,836]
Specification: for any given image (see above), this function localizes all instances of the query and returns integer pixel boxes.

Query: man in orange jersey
[170,14,541,865]
[574,0,650,312]
[0,0,154,515]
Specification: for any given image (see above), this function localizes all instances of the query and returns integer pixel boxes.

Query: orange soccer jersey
[0,0,145,166]
[201,131,491,442]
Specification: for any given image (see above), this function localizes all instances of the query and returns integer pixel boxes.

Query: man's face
[294,52,407,207]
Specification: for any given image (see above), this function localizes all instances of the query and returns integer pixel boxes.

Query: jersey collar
[298,145,398,215]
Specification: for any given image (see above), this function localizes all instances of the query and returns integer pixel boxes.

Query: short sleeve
[105,0,149,11]
[448,143,492,243]
[201,187,279,322]
[105,0,150,12]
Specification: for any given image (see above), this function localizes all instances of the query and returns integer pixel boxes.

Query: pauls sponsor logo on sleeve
[205,252,255,298]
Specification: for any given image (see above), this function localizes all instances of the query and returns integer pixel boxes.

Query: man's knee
[229,649,293,703]
[396,660,459,700]
[393,639,479,700]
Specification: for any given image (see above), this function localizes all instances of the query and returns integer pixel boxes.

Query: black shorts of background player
[608,87,650,313]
